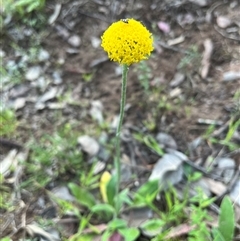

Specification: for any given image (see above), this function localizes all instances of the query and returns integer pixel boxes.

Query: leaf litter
[1,0,240,240]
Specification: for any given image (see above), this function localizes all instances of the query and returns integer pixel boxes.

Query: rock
[91,36,101,48]
[78,135,100,156]
[149,153,183,189]
[223,71,240,81]
[216,16,232,29]
[68,35,81,47]
[0,49,6,58]
[216,157,235,183]
[66,48,79,54]
[52,186,75,201]
[156,132,178,149]
[37,87,58,103]
[14,98,26,110]
[25,66,42,81]
[52,71,62,85]
[170,72,185,87]
[189,0,209,7]
[169,87,182,98]
[89,100,104,124]
[38,49,50,61]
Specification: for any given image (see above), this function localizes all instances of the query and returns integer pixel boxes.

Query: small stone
[89,100,104,124]
[170,72,185,87]
[68,35,81,47]
[149,153,183,189]
[38,49,50,61]
[66,48,79,54]
[14,98,26,110]
[216,157,235,183]
[189,0,208,7]
[156,132,178,149]
[78,135,100,156]
[52,186,75,201]
[52,71,62,85]
[0,49,6,58]
[169,87,182,98]
[91,36,101,48]
[25,66,42,81]
[223,71,240,81]
[217,16,232,29]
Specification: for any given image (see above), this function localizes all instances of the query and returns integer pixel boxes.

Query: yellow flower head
[101,18,154,65]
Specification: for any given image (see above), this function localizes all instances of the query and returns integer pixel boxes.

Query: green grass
[22,127,84,188]
[2,0,45,17]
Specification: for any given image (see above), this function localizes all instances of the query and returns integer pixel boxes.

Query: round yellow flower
[101,18,154,65]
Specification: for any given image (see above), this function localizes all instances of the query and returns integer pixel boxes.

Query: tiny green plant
[212,196,235,241]
[177,45,201,74]
[133,133,164,156]
[24,129,83,188]
[0,109,18,136]
[3,0,45,16]
[134,60,152,93]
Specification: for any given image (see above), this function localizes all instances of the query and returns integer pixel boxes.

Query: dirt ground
[1,0,240,240]
[41,0,240,153]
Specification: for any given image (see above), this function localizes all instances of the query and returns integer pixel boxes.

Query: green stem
[115,64,129,216]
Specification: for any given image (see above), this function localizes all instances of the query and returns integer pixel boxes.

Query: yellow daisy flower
[101,18,154,65]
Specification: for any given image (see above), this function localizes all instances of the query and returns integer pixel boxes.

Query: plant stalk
[115,64,129,216]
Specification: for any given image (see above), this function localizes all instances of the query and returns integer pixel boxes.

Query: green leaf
[218,196,235,241]
[101,230,113,241]
[91,203,115,216]
[140,219,165,236]
[133,180,159,206]
[68,183,96,209]
[199,197,216,208]
[108,218,127,230]
[118,188,132,206]
[106,174,117,206]
[212,228,226,241]
[143,135,164,156]
[119,227,140,241]
[0,238,11,241]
